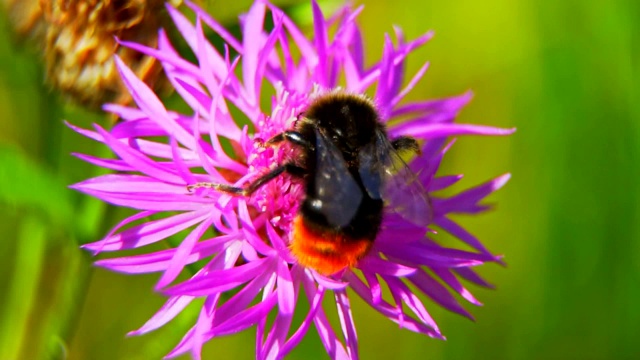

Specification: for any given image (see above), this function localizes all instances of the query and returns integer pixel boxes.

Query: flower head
[71,1,514,358]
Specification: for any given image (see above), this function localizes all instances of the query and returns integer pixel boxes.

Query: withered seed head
[3,0,182,108]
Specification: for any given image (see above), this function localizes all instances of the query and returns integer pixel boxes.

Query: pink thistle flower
[70,1,514,359]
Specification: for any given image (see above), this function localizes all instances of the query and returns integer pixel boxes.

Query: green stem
[0,215,47,359]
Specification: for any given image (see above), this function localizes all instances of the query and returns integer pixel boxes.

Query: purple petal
[274,19,297,89]
[184,0,242,51]
[345,272,444,339]
[261,265,299,360]
[95,234,237,274]
[71,153,133,172]
[237,200,276,256]
[241,1,266,105]
[429,175,464,191]
[159,245,244,359]
[429,267,482,306]
[191,296,219,360]
[265,222,296,263]
[454,267,495,289]
[279,270,325,357]
[261,312,293,360]
[384,275,405,327]
[170,137,198,184]
[375,35,398,119]
[342,49,363,92]
[114,57,196,150]
[384,276,441,333]
[363,271,382,304]
[166,6,227,83]
[267,3,314,62]
[129,295,195,335]
[335,289,359,360]
[400,30,435,54]
[212,203,239,234]
[407,269,474,319]
[171,78,212,120]
[156,216,215,289]
[118,38,204,84]
[103,103,146,120]
[213,269,275,326]
[165,257,274,296]
[380,241,499,268]
[83,210,156,254]
[390,61,430,109]
[311,0,329,87]
[435,173,511,215]
[130,137,199,161]
[93,125,183,184]
[434,216,496,258]
[111,118,169,138]
[391,122,516,139]
[391,91,473,118]
[204,56,251,173]
[312,270,349,290]
[72,174,185,194]
[344,7,365,72]
[301,273,349,359]
[359,31,433,91]
[76,188,211,212]
[357,255,417,277]
[83,210,210,252]
[166,326,197,359]
[210,292,278,336]
[276,259,295,315]
[255,15,283,98]
[191,123,226,182]
[193,17,224,112]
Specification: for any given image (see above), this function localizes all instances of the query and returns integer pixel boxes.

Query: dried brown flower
[3,0,182,108]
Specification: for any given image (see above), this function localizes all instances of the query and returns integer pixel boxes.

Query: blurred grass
[0,0,638,359]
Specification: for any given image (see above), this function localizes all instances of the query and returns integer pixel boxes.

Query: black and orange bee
[189,92,432,275]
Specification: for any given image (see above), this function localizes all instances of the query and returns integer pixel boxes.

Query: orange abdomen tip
[290,216,373,276]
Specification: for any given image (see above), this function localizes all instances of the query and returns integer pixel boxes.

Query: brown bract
[3,0,182,108]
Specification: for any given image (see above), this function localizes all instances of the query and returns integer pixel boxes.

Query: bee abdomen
[290,216,373,275]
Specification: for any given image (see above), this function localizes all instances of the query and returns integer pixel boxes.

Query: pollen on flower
[246,89,307,235]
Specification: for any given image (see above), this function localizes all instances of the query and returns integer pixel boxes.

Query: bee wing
[313,127,363,228]
[359,130,433,227]
[357,141,384,200]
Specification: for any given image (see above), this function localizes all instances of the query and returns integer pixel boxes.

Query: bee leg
[266,131,312,149]
[187,163,306,196]
[391,136,420,154]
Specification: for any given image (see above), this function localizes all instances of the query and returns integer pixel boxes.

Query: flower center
[245,89,310,238]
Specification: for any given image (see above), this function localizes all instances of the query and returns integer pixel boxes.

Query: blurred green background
[1,0,638,359]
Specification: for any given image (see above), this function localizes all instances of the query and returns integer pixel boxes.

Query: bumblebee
[190,92,432,275]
